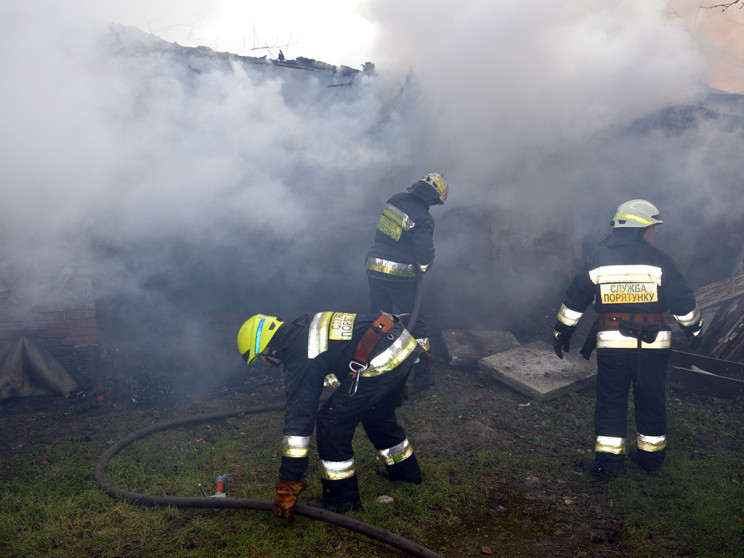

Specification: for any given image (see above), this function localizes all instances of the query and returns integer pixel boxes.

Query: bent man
[237,311,423,519]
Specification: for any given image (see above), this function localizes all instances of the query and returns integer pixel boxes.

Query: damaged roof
[693,239,744,363]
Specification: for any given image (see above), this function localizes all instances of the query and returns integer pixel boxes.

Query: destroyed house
[2,26,744,403]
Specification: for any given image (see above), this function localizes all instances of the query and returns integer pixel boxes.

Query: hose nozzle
[212,475,227,496]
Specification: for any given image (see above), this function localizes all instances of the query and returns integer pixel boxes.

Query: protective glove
[684,320,703,350]
[552,322,576,359]
[273,477,307,521]
[688,335,702,350]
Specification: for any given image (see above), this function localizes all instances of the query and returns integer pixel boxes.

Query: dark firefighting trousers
[368,277,430,381]
[315,357,421,507]
[595,348,670,474]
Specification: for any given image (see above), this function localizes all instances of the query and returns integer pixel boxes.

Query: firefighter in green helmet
[237,311,424,519]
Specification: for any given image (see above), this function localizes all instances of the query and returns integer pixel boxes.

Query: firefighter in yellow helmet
[364,172,448,393]
[552,199,703,480]
[237,311,424,519]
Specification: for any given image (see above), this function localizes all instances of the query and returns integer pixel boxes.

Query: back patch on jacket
[377,214,402,241]
[376,203,415,242]
[600,283,658,304]
[591,264,662,305]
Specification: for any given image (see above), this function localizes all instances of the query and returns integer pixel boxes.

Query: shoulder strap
[352,313,397,366]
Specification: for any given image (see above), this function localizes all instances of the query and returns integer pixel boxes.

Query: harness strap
[599,312,665,328]
[353,313,397,366]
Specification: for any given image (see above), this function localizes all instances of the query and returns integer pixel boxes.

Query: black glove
[553,331,571,359]
[552,322,576,359]
[684,321,703,350]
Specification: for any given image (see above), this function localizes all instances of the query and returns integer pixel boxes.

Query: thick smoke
[1,1,743,392]
[369,1,706,209]
[367,0,744,325]
[0,3,425,389]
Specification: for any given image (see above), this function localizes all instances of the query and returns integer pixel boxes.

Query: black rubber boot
[579,458,619,481]
[411,365,434,394]
[308,498,362,514]
[319,475,363,513]
[376,453,423,484]
[629,447,665,472]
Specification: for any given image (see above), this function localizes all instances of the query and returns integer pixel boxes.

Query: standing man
[237,311,423,519]
[552,199,703,480]
[365,172,449,393]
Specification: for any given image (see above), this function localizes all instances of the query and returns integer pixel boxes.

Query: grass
[0,367,742,557]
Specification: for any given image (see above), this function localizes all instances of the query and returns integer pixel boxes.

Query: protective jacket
[270,312,421,489]
[556,228,701,348]
[365,184,436,282]
[555,228,702,474]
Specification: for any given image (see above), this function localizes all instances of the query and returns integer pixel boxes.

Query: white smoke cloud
[0,2,403,386]
[1,1,742,388]
[368,1,707,200]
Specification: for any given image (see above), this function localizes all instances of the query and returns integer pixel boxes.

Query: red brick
[36,312,67,323]
[66,310,96,320]
[61,336,98,346]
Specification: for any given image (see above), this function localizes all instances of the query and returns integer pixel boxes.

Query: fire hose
[94,401,444,558]
[407,272,425,335]
[408,272,435,364]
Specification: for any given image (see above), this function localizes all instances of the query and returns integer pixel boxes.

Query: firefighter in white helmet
[237,311,423,519]
[364,172,449,393]
[553,199,703,480]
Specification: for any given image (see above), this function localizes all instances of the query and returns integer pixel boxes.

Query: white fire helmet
[611,199,664,229]
[421,172,449,205]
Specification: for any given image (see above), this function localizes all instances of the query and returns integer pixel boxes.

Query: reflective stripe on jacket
[556,228,699,349]
[278,312,419,481]
[308,311,418,378]
[366,191,435,280]
[365,256,417,278]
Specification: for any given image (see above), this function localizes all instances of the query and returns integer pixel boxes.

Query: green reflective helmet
[237,314,284,365]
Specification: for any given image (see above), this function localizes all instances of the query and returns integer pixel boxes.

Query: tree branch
[700,0,743,11]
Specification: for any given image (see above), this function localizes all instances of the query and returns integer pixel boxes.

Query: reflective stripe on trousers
[320,457,356,480]
[378,438,413,466]
[595,435,626,455]
[637,433,666,452]
[282,435,311,458]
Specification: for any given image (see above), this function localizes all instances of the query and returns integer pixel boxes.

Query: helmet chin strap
[260,348,282,367]
[642,226,658,246]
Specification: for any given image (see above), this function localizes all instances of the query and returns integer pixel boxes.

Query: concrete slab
[478,341,597,401]
[441,329,520,368]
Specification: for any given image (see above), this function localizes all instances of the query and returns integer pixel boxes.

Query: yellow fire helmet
[611,199,664,229]
[237,314,284,365]
[421,172,449,205]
